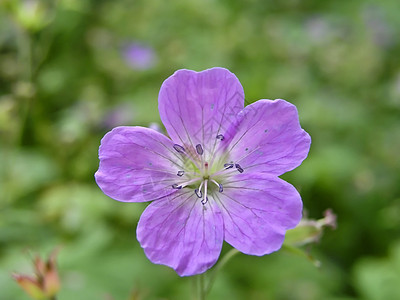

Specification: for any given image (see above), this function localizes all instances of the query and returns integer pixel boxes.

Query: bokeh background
[1,0,400,299]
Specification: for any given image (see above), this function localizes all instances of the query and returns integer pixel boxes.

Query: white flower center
[171,135,244,205]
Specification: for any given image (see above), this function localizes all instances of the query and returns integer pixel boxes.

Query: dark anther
[224,163,234,169]
[177,171,184,177]
[172,183,182,189]
[216,134,225,141]
[195,189,202,198]
[218,184,223,193]
[201,197,208,205]
[235,163,244,173]
[173,144,185,153]
[196,144,204,155]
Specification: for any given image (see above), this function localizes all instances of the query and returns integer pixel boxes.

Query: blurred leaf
[38,183,112,233]
[0,148,59,203]
[354,241,400,300]
[4,0,55,32]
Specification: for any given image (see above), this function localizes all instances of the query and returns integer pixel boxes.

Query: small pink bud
[13,248,61,299]
[12,274,46,300]
[285,209,337,247]
[43,250,60,297]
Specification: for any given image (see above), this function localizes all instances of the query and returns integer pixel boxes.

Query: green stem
[197,273,206,300]
[192,248,240,299]
[15,24,33,146]
[16,26,32,82]
[191,277,198,300]
[204,248,239,296]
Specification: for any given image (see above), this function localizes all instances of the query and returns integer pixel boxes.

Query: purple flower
[123,43,156,70]
[95,68,311,276]
[101,102,135,129]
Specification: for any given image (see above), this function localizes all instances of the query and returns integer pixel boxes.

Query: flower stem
[15,24,33,146]
[196,273,206,300]
[192,248,240,299]
[204,248,239,296]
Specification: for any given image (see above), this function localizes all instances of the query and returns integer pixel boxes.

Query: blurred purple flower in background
[305,16,332,43]
[362,5,394,48]
[95,68,311,276]
[101,102,135,129]
[123,43,156,70]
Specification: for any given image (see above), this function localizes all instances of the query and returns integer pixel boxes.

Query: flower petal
[214,173,302,255]
[95,126,185,202]
[158,68,244,160]
[137,191,224,276]
[223,99,311,176]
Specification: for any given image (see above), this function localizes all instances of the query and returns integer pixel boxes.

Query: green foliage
[1,0,400,299]
[354,241,400,300]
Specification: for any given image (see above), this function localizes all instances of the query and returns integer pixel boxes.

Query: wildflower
[95,68,311,276]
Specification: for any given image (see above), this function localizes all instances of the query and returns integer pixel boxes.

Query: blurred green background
[1,0,400,299]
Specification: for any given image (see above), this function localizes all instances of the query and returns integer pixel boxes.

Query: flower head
[95,68,311,276]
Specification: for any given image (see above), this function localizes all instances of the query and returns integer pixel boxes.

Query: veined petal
[214,173,302,255]
[137,191,224,276]
[223,99,311,176]
[95,126,184,202]
[158,68,244,160]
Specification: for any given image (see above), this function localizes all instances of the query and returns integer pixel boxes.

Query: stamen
[209,163,238,178]
[172,183,182,189]
[195,189,202,198]
[216,134,224,141]
[194,180,204,198]
[172,177,203,190]
[203,179,208,205]
[198,180,204,191]
[173,144,185,154]
[173,143,202,171]
[196,144,204,155]
[224,163,234,169]
[177,170,184,177]
[211,179,223,193]
[235,163,244,173]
